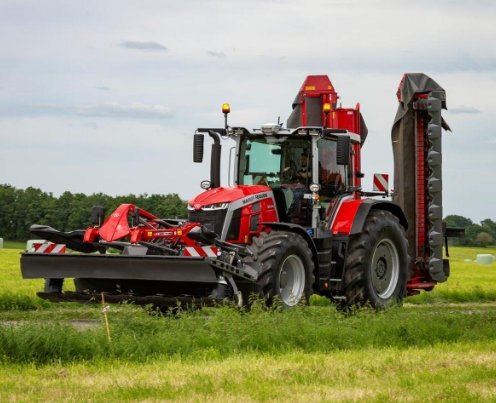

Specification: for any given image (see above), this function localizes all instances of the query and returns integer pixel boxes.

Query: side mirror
[193,133,204,163]
[336,136,350,165]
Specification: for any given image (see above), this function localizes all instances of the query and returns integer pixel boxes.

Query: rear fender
[331,198,408,236]
[350,199,408,235]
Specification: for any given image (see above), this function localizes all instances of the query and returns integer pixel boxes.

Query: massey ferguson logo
[242,192,269,205]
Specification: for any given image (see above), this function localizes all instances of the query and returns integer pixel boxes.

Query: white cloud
[120,41,167,52]
[6,103,174,120]
[206,50,226,58]
[447,106,481,114]
[0,0,494,221]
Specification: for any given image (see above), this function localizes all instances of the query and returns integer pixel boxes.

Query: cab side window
[317,139,347,198]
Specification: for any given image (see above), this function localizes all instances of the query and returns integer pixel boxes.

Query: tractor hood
[188,185,271,210]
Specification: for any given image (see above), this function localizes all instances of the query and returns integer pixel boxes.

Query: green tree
[444,214,473,246]
[444,214,473,228]
[0,185,17,239]
[481,219,496,240]
[150,193,187,218]
[11,187,55,240]
[475,231,494,247]
[464,224,487,246]
[0,184,190,240]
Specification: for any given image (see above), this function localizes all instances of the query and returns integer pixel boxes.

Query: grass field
[2,240,26,249]
[0,245,495,401]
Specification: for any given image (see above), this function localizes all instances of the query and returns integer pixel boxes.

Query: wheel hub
[370,239,400,299]
[375,258,387,278]
[278,254,305,307]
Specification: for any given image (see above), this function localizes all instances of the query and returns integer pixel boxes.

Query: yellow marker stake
[101,292,111,342]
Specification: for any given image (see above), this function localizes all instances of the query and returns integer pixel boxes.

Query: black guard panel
[21,253,218,283]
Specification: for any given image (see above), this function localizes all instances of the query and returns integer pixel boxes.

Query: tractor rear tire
[341,210,410,310]
[242,231,315,308]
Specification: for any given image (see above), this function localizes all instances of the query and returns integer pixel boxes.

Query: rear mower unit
[21,73,461,309]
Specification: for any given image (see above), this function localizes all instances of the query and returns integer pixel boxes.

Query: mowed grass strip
[1,343,495,402]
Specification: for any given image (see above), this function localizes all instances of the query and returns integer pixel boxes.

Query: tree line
[0,184,187,241]
[444,215,496,247]
[0,184,494,245]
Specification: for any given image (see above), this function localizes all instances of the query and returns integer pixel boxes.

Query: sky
[0,0,495,222]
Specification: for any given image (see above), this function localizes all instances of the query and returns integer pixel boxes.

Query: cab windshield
[238,136,311,187]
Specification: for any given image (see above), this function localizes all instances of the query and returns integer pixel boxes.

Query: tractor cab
[234,127,354,227]
[191,122,359,233]
[191,74,366,233]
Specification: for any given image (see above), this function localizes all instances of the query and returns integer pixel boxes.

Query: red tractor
[21,73,459,309]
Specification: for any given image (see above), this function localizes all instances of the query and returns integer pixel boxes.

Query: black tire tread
[242,231,315,306]
[341,210,410,310]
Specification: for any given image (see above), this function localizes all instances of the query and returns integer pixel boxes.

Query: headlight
[202,203,229,211]
[309,183,321,193]
[200,180,212,190]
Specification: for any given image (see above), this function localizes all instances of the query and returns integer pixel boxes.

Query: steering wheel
[285,160,299,181]
[283,160,298,181]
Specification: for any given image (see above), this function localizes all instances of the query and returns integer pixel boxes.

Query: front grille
[188,209,227,236]
[226,208,242,241]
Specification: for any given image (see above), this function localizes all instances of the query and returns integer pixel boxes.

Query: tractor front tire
[242,231,314,308]
[341,210,409,310]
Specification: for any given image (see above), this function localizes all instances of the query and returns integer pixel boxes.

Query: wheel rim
[370,238,400,299]
[278,254,305,306]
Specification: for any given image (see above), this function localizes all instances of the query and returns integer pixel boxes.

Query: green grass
[0,248,46,310]
[0,248,76,311]
[1,343,496,401]
[1,303,496,364]
[1,240,25,249]
[1,245,496,401]
[0,248,41,294]
[407,245,496,304]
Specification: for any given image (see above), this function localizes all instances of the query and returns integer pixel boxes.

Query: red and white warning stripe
[33,242,67,254]
[183,246,218,257]
[373,173,389,192]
